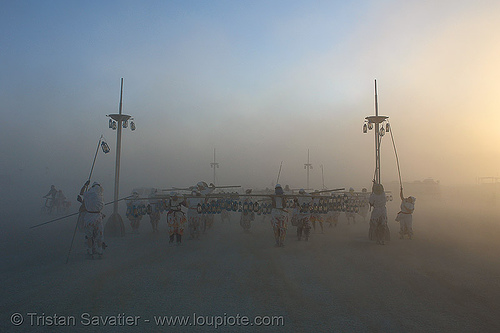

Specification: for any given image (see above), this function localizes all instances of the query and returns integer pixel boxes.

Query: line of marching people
[242,183,415,248]
[242,185,358,247]
[125,182,217,246]
[75,179,415,260]
[124,182,416,249]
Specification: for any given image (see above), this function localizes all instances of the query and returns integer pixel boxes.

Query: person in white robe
[395,188,416,239]
[166,192,187,245]
[310,191,324,233]
[358,188,369,222]
[240,189,255,232]
[271,184,288,247]
[126,191,143,233]
[82,182,105,257]
[369,183,390,245]
[147,188,162,233]
[326,194,341,228]
[345,188,357,225]
[197,181,215,233]
[293,189,312,241]
[187,190,204,239]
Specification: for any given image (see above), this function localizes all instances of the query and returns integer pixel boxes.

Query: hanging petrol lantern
[363,123,368,133]
[130,121,136,131]
[368,123,373,130]
[386,123,390,132]
[380,125,385,136]
[112,121,117,130]
[123,120,128,128]
[109,119,113,128]
[101,141,110,154]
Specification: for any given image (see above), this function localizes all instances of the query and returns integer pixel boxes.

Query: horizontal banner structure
[125,194,392,217]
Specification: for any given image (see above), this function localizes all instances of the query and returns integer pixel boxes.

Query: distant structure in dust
[304,149,313,190]
[477,176,500,185]
[389,178,440,196]
[210,148,219,185]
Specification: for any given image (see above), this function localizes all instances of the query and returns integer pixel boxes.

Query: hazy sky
[1,0,500,200]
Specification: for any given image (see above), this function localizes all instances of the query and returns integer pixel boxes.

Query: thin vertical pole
[321,164,325,190]
[374,79,380,184]
[88,135,103,182]
[304,149,313,190]
[113,78,123,215]
[210,148,219,185]
[276,161,283,185]
[307,149,310,190]
[213,148,216,185]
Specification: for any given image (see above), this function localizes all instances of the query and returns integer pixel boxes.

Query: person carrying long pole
[66,136,109,262]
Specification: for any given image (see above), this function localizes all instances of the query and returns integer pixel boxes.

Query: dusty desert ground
[1,186,500,332]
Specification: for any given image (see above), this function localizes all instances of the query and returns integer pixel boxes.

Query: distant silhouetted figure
[147,188,162,233]
[345,187,357,225]
[358,188,369,222]
[43,185,57,213]
[240,189,255,232]
[126,191,143,233]
[54,189,67,213]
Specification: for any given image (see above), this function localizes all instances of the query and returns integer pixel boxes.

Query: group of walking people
[124,181,218,246]
[271,182,416,247]
[43,185,70,214]
[73,178,416,259]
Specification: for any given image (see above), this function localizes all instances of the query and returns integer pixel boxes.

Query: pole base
[105,212,125,237]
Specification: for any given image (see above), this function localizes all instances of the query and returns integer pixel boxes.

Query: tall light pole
[363,79,389,185]
[320,164,326,190]
[210,148,219,185]
[304,149,313,190]
[105,78,135,237]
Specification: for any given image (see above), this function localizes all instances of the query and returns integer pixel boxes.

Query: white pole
[304,149,313,190]
[113,78,124,215]
[374,80,380,184]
